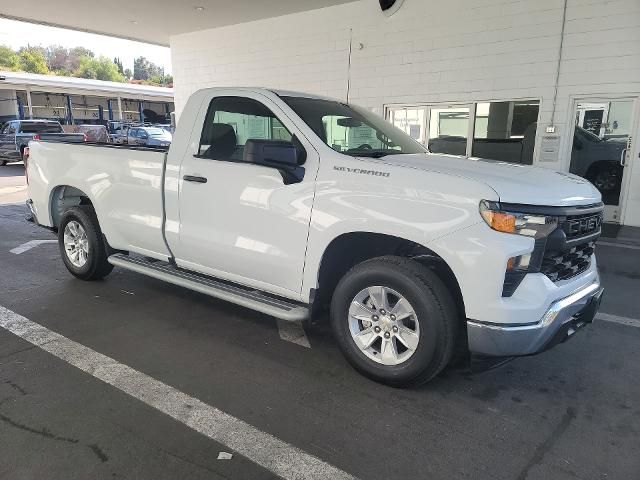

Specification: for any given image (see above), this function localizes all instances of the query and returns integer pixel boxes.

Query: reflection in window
[427,106,469,156]
[389,108,425,143]
[472,101,539,164]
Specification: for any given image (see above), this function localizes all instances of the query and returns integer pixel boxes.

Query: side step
[108,254,309,321]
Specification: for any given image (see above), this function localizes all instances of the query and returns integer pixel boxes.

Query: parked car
[127,126,172,147]
[25,88,604,387]
[65,124,111,143]
[569,126,627,204]
[0,120,86,165]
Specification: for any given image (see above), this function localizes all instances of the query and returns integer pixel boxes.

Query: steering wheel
[357,144,372,150]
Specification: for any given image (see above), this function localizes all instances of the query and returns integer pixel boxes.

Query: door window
[198,96,293,161]
[2,122,16,134]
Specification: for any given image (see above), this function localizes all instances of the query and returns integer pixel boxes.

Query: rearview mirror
[337,117,363,128]
[244,139,305,184]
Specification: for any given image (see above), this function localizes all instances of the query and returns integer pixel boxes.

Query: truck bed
[27,141,171,260]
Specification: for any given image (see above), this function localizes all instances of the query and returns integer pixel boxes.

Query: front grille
[540,241,595,282]
[561,212,603,240]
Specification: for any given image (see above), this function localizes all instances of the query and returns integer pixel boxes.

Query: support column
[66,95,74,125]
[117,97,123,121]
[138,101,145,123]
[26,88,33,119]
[107,99,114,121]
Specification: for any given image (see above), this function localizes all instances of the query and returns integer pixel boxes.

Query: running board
[108,254,309,321]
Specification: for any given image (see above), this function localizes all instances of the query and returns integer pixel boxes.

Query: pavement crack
[4,380,27,395]
[0,411,80,444]
[516,406,577,480]
[88,443,109,463]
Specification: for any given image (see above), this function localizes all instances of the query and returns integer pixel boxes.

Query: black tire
[58,206,114,281]
[0,160,7,166]
[330,256,458,387]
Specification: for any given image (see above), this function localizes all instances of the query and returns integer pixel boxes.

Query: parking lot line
[596,312,640,328]
[10,240,57,255]
[0,305,355,480]
[277,319,311,348]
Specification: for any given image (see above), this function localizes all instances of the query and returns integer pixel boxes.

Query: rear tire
[0,160,7,166]
[330,256,458,387]
[58,206,113,281]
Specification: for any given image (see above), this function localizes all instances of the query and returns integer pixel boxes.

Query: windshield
[575,126,601,143]
[281,96,426,158]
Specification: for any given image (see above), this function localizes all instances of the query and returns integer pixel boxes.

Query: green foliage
[0,45,20,70]
[75,56,125,82]
[0,44,170,86]
[18,47,49,74]
[135,56,172,86]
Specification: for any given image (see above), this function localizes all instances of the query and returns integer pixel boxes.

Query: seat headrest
[203,123,237,159]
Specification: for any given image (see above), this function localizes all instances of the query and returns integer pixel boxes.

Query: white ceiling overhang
[0,1,357,46]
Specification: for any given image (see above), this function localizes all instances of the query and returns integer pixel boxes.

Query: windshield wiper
[355,151,400,158]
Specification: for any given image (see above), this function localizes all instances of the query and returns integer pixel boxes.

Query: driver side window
[198,96,293,161]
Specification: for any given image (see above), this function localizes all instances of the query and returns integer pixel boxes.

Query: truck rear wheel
[58,206,113,281]
[330,256,458,387]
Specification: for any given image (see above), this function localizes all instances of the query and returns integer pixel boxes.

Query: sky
[0,18,172,74]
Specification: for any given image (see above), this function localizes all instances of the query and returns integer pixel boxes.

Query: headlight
[479,200,558,239]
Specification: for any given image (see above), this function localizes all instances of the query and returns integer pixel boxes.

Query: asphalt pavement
[0,168,639,480]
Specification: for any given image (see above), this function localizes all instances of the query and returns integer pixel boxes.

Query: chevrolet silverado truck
[0,119,86,165]
[25,88,604,387]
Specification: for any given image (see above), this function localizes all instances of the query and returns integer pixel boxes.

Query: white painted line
[0,305,353,480]
[10,240,57,255]
[597,241,640,250]
[596,312,640,328]
[277,319,311,348]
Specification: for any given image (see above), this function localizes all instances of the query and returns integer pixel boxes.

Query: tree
[45,45,72,72]
[113,57,124,75]
[0,45,20,70]
[75,56,124,82]
[18,47,49,74]
[133,56,151,80]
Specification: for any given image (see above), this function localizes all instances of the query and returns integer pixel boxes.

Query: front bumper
[467,281,603,357]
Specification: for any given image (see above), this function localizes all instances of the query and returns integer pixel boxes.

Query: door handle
[620,148,627,167]
[183,175,208,183]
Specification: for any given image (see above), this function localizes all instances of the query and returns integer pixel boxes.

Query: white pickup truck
[25,88,604,386]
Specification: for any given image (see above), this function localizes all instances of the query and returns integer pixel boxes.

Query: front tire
[58,206,113,281]
[330,256,458,387]
[0,160,7,166]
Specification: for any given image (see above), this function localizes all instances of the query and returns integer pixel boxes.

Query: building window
[386,99,540,164]
[472,100,539,165]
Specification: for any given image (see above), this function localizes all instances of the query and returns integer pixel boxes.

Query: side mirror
[244,139,305,184]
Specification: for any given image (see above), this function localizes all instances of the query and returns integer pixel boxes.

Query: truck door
[0,121,18,159]
[171,93,319,298]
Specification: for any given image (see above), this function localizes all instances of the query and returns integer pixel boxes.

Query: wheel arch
[313,231,466,320]
[49,185,96,229]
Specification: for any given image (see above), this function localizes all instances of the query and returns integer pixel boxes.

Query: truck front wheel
[58,206,114,281]
[330,256,458,387]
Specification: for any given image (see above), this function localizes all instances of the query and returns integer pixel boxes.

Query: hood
[372,153,601,207]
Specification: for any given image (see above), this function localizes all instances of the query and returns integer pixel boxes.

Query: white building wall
[170,0,640,225]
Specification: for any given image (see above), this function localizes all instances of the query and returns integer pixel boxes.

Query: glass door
[569,99,635,223]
